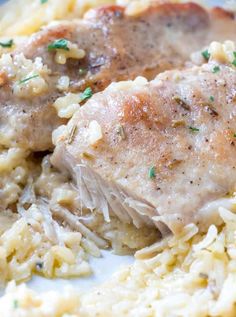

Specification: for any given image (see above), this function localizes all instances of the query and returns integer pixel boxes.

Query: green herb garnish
[212,66,220,73]
[0,39,13,48]
[209,96,214,102]
[189,126,200,132]
[232,52,236,67]
[233,133,236,138]
[40,0,48,3]
[201,50,210,61]
[80,87,93,102]
[48,39,69,51]
[19,74,39,84]
[148,166,156,179]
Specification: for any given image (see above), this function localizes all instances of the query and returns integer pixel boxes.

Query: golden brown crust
[0,71,8,87]
[144,2,207,17]
[211,6,235,20]
[89,2,208,26]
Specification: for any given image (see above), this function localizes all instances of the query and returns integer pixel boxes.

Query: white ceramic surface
[28,250,133,292]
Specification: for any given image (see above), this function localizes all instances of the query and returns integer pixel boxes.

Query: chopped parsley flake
[233,133,236,138]
[19,74,39,84]
[232,52,236,67]
[189,126,200,132]
[48,39,69,51]
[80,87,93,102]
[0,39,13,48]
[201,50,210,61]
[209,96,214,102]
[40,0,48,3]
[13,300,18,309]
[148,166,156,179]
[212,66,220,73]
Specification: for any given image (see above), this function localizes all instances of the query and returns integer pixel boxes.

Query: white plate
[27,250,133,292]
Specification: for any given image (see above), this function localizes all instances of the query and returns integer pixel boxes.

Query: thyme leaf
[189,126,199,132]
[48,39,69,51]
[19,74,39,84]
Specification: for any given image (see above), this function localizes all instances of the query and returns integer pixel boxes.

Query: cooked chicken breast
[21,3,236,88]
[52,60,236,235]
[1,3,236,151]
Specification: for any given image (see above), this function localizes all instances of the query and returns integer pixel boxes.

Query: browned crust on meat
[122,92,164,128]
[92,2,234,22]
[211,6,235,19]
[143,2,207,18]
[88,2,208,22]
[0,71,8,87]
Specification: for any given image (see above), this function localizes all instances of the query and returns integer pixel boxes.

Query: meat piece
[21,3,236,91]
[52,61,236,235]
[1,2,236,151]
[0,72,65,151]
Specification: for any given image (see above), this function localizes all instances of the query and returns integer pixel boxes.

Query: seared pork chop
[52,60,236,235]
[1,3,236,151]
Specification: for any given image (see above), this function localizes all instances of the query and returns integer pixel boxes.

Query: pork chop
[1,3,236,151]
[52,58,236,235]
